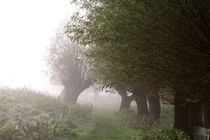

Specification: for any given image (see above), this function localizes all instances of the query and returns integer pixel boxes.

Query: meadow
[0,88,139,140]
[0,88,188,140]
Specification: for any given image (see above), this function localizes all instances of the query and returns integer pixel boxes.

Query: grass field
[0,87,186,140]
[75,109,139,140]
[0,88,139,140]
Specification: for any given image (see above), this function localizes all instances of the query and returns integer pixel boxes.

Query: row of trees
[48,27,160,123]
[65,0,210,138]
[48,0,210,139]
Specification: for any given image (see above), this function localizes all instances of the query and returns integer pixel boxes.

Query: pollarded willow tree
[67,0,162,121]
[66,0,210,136]
[47,28,92,104]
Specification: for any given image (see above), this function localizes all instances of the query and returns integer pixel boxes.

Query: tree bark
[174,90,203,139]
[188,102,202,139]
[173,88,190,135]
[202,100,210,128]
[63,79,92,104]
[174,103,189,134]
[148,94,160,122]
[135,94,148,118]
[64,87,82,104]
[117,88,133,111]
[119,95,133,111]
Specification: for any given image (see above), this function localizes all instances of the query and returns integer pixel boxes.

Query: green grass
[0,87,139,140]
[0,87,180,140]
[0,88,66,123]
[75,109,138,140]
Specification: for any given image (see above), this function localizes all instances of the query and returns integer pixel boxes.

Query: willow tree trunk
[188,102,202,126]
[188,102,202,139]
[174,92,203,139]
[174,89,189,135]
[203,100,210,128]
[174,103,189,134]
[135,94,148,118]
[148,94,160,122]
[63,79,92,104]
[119,95,132,111]
[64,87,83,104]
[117,88,133,111]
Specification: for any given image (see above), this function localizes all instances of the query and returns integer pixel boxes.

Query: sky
[0,0,77,96]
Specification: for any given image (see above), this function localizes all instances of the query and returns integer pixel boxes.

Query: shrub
[138,122,190,140]
[0,115,77,140]
[0,88,93,140]
[117,110,190,140]
[0,123,23,140]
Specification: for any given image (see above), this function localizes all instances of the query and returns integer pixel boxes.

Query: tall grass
[0,87,92,140]
[117,109,190,140]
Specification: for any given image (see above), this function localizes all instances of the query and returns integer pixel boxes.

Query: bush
[138,122,190,140]
[117,110,190,140]
[0,115,76,140]
[0,123,23,140]
[0,88,93,140]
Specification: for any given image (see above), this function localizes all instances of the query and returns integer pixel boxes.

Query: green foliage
[0,87,140,140]
[67,0,210,104]
[0,123,23,140]
[117,109,189,140]
[0,116,77,140]
[0,88,93,140]
[0,88,66,123]
[137,123,190,140]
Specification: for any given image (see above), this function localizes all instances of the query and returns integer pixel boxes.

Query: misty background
[0,0,76,95]
[0,0,122,106]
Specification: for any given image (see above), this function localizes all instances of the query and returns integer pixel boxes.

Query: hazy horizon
[0,0,77,95]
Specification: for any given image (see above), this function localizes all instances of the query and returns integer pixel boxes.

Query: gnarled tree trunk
[117,88,134,111]
[187,102,202,140]
[174,89,203,139]
[148,93,160,122]
[63,79,92,104]
[120,95,135,111]
[202,100,210,128]
[64,87,83,104]
[135,94,148,118]
[119,95,131,111]
[174,103,189,134]
[173,88,190,135]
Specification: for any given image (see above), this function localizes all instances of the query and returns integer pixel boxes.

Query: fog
[0,0,76,95]
[76,87,137,111]
[78,88,120,109]
[0,0,127,108]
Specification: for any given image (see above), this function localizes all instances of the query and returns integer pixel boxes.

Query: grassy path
[75,109,138,140]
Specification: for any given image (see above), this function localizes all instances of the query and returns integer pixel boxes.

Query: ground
[0,88,139,140]
[75,109,139,140]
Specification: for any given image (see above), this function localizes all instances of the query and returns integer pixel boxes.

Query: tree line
[48,0,210,139]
